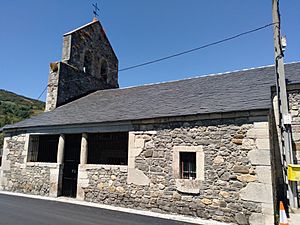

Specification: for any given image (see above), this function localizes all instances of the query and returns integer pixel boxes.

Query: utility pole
[272,0,298,209]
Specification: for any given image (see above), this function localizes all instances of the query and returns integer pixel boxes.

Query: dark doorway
[62,134,81,197]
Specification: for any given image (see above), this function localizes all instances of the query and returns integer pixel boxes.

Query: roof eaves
[2,108,271,133]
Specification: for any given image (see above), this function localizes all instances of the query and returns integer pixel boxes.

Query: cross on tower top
[92,3,100,20]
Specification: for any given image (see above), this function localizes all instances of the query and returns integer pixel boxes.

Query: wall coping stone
[79,164,127,172]
[26,162,59,168]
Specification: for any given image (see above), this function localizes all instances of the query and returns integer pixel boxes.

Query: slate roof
[4,62,300,131]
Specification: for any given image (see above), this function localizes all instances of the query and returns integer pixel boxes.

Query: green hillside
[0,89,45,148]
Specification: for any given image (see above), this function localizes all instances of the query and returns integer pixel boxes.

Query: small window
[28,135,59,163]
[180,152,196,179]
[83,51,92,74]
[88,132,128,165]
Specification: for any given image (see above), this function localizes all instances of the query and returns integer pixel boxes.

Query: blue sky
[0,0,299,100]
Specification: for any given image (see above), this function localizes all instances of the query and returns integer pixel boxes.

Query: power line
[37,22,276,100]
[118,22,276,72]
[37,85,48,101]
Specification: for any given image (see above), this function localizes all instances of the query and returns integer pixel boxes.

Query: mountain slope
[0,89,45,148]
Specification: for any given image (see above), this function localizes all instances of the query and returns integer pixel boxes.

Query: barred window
[88,132,128,165]
[28,135,59,163]
[180,152,196,179]
[28,136,39,162]
[173,146,204,181]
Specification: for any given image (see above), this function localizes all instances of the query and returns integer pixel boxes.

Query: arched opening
[83,51,92,74]
[100,59,108,81]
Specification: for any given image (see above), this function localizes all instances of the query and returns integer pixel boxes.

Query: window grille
[28,136,39,162]
[180,152,196,179]
[28,135,59,163]
[88,132,128,165]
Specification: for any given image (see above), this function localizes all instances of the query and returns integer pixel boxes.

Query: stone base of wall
[0,117,275,224]
[0,135,60,197]
[75,120,274,224]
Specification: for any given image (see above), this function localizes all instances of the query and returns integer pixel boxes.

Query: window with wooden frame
[173,146,204,181]
[180,152,196,179]
[173,146,204,194]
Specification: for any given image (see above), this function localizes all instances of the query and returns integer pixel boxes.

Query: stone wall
[289,89,300,162]
[45,20,119,111]
[0,116,274,224]
[56,62,112,107]
[269,86,300,217]
[0,134,60,197]
[289,88,300,210]
[78,118,273,225]
[77,165,128,203]
[63,20,118,85]
[45,61,118,111]
[45,63,59,111]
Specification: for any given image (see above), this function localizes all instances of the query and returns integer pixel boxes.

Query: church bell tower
[45,19,119,111]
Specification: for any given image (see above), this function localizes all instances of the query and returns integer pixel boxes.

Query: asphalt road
[0,194,194,225]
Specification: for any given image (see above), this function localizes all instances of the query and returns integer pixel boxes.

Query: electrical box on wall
[288,164,300,181]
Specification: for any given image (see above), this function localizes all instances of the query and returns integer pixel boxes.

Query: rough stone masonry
[0,115,273,225]
[45,20,119,111]
[290,88,300,162]
[1,17,300,225]
[78,119,273,225]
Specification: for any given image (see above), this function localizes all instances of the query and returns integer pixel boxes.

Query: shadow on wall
[270,101,289,218]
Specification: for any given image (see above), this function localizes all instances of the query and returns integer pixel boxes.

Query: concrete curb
[0,191,234,225]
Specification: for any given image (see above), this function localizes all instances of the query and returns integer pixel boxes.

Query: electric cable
[37,22,276,100]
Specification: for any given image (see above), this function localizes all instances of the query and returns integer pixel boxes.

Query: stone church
[1,19,300,225]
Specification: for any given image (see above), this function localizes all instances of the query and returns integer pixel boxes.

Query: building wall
[45,63,59,111]
[45,20,119,112]
[0,134,61,197]
[56,62,110,108]
[290,89,300,162]
[268,85,300,219]
[0,117,274,225]
[63,21,118,84]
[77,118,273,225]
[45,62,113,111]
